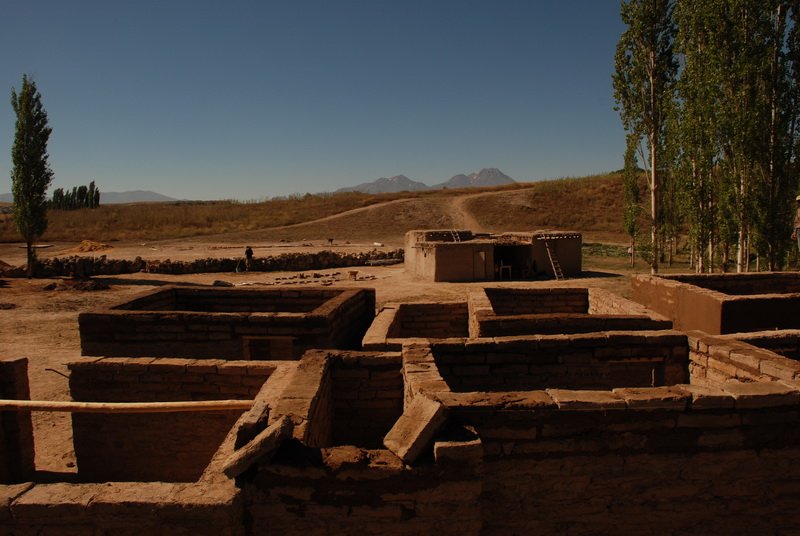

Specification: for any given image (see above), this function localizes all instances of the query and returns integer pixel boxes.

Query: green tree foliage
[618,0,800,272]
[613,0,678,274]
[50,180,101,210]
[622,134,643,266]
[10,75,54,277]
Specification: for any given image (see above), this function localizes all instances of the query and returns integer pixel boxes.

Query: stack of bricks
[0,358,34,483]
[430,332,688,392]
[67,358,274,482]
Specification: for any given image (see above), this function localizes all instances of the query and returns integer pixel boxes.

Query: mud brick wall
[167,288,335,313]
[68,358,273,482]
[422,230,474,242]
[0,358,34,484]
[431,332,688,392]
[480,448,800,534]
[267,351,332,448]
[587,287,670,321]
[484,287,589,315]
[475,313,672,337]
[241,446,482,536]
[723,330,800,360]
[79,287,375,359]
[322,288,376,351]
[687,331,800,387]
[632,274,800,334]
[388,302,468,339]
[1,481,244,536]
[667,272,800,295]
[330,353,403,448]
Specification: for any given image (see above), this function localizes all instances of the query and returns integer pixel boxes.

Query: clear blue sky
[0,1,626,200]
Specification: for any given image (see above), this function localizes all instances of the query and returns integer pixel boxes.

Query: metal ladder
[544,240,564,280]
[450,229,461,242]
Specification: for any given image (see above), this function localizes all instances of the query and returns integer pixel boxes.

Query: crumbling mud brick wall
[468,287,671,338]
[68,358,275,482]
[362,302,469,351]
[78,286,375,359]
[234,349,481,535]
[632,273,800,334]
[0,358,34,483]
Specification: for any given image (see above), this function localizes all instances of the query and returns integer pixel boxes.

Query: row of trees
[614,0,800,273]
[51,181,101,210]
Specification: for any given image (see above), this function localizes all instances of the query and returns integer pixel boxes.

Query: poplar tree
[10,75,54,277]
[613,0,677,274]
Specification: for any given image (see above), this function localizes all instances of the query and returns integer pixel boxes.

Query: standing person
[793,196,800,255]
[244,246,254,271]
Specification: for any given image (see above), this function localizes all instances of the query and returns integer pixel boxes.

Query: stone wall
[68,358,274,482]
[79,287,376,360]
[0,358,34,484]
[3,249,403,278]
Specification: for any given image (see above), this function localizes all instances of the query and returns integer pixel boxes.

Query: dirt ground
[0,239,631,476]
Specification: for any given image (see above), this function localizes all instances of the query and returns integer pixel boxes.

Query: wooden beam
[0,399,254,413]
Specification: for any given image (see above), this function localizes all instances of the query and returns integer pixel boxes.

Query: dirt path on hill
[447,195,488,233]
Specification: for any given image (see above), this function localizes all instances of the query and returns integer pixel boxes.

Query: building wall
[433,243,494,282]
[531,235,582,277]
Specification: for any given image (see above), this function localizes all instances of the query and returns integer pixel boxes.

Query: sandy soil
[0,241,630,476]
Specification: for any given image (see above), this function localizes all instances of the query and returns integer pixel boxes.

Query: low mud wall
[1,481,244,536]
[79,287,376,360]
[3,249,403,277]
[632,273,800,334]
[68,358,274,482]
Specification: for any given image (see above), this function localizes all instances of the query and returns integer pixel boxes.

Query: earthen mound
[43,279,110,292]
[58,240,113,255]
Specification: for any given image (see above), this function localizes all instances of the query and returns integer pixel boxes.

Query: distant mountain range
[0,190,178,204]
[336,168,515,194]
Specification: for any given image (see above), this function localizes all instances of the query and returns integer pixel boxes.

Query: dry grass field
[0,172,629,245]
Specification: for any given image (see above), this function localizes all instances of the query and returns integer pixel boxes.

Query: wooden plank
[0,399,254,413]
